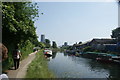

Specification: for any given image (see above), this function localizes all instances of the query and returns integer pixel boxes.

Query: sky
[34,2,118,46]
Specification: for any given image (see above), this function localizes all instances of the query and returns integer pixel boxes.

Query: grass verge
[25,50,55,78]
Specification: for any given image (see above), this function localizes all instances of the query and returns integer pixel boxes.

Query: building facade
[41,34,45,43]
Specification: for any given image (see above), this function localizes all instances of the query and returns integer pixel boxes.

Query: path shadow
[9,67,15,70]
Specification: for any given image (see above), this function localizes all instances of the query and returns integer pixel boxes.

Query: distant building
[70,38,119,53]
[84,38,119,53]
[89,38,114,45]
[41,34,45,43]
[89,38,114,49]
[73,38,114,50]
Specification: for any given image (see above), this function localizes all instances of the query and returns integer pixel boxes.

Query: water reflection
[44,51,57,61]
[52,51,57,59]
[48,52,120,78]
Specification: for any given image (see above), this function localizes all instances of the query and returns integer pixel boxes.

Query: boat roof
[85,52,117,56]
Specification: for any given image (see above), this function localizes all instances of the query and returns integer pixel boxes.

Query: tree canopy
[111,27,120,42]
[45,39,51,48]
[52,41,57,48]
[2,2,40,71]
[2,2,39,46]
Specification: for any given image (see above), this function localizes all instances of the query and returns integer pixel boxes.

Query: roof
[91,38,113,44]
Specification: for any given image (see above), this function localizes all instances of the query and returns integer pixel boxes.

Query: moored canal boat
[81,52,100,59]
[44,49,52,56]
[80,52,120,64]
[96,53,120,64]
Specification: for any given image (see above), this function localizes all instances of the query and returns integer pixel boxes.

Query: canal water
[48,52,120,78]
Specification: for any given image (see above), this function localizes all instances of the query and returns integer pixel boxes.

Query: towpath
[7,51,38,78]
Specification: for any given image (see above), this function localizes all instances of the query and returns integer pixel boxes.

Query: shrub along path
[7,51,38,78]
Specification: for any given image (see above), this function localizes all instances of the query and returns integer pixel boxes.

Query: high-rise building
[41,34,45,43]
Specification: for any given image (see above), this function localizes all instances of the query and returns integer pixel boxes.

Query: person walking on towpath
[13,45,21,70]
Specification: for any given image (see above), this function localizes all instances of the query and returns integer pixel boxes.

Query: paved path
[7,51,38,78]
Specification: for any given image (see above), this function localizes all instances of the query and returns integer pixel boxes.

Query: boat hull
[44,50,52,56]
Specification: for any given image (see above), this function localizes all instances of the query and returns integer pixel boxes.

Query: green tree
[2,2,39,70]
[111,27,120,42]
[38,42,46,48]
[78,42,82,44]
[45,39,51,48]
[2,2,39,46]
[45,39,50,44]
[82,46,93,52]
[52,41,57,48]
[30,38,39,47]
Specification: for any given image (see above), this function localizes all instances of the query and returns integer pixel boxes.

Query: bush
[82,46,93,52]
[20,40,35,60]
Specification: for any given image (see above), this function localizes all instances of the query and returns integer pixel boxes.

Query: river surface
[48,52,120,78]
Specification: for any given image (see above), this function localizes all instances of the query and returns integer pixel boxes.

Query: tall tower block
[41,34,45,43]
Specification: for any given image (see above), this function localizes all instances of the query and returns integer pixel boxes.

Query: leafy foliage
[2,2,39,71]
[78,42,82,44]
[111,27,120,42]
[45,39,51,48]
[38,42,46,48]
[82,46,93,52]
[2,2,38,46]
[52,41,57,48]
[20,40,35,59]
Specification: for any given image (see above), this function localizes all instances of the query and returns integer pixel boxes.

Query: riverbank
[25,50,55,78]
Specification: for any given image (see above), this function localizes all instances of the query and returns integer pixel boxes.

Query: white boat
[44,49,52,56]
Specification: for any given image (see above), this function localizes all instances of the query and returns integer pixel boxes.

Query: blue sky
[34,2,118,46]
